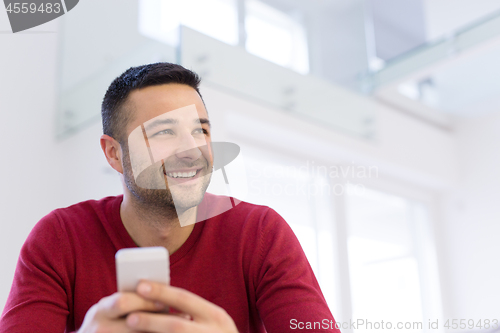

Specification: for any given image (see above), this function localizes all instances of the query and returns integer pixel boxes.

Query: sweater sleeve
[254,209,341,333]
[0,211,74,333]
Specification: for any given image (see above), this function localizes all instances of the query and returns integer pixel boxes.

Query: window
[232,143,442,330]
[138,0,239,46]
[240,145,338,312]
[346,185,441,332]
[245,0,309,74]
[138,0,310,74]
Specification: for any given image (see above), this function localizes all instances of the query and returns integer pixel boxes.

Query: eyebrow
[144,117,211,132]
[196,118,211,127]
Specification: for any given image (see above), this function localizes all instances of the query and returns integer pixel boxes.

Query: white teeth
[166,170,197,178]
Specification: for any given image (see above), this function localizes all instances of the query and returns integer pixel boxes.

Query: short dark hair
[101,62,202,144]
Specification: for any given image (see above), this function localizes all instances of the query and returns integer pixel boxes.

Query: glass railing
[360,9,500,92]
[57,39,176,138]
[179,26,375,139]
[57,7,375,140]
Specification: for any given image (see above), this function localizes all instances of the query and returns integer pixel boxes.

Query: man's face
[121,84,213,213]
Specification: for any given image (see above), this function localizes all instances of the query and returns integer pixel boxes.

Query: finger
[136,281,221,322]
[97,292,165,319]
[126,311,200,333]
[170,312,193,321]
[98,320,144,333]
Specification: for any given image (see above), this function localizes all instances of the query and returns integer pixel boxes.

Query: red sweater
[0,194,340,332]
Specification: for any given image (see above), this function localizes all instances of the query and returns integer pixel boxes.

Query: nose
[175,130,202,160]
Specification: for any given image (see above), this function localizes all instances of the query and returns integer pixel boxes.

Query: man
[0,63,340,332]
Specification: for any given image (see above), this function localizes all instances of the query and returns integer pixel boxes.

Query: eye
[153,129,174,136]
[193,128,209,135]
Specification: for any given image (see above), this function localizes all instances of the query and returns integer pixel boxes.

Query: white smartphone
[115,246,170,292]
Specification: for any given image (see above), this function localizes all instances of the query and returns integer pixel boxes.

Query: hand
[77,291,165,333]
[125,281,239,333]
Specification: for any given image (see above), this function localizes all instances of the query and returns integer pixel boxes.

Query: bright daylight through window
[346,185,442,332]
[245,0,309,74]
[138,0,309,74]
[139,0,239,46]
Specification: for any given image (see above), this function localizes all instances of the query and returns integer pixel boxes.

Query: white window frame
[230,132,443,331]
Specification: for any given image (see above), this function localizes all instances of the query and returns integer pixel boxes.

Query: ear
[100,134,124,174]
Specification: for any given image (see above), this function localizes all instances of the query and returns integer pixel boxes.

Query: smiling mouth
[163,168,203,180]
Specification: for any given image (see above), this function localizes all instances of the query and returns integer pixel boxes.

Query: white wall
[440,112,500,321]
[0,15,62,312]
[420,1,500,316]
[0,16,122,313]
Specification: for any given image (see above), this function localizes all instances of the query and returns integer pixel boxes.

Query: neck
[120,192,196,255]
